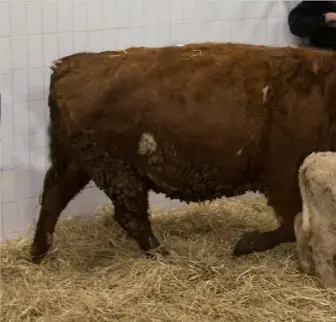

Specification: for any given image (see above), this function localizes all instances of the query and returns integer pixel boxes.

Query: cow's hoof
[146,246,170,259]
[233,231,263,256]
[31,244,49,264]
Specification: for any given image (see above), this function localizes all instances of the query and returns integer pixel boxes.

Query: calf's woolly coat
[295,152,336,288]
[31,42,336,263]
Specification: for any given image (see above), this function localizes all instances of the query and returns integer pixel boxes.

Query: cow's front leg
[232,197,297,256]
[233,225,296,256]
[233,157,300,256]
[95,159,168,258]
[112,190,168,257]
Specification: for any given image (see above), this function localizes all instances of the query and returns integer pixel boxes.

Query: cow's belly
[144,167,256,202]
[136,141,259,202]
[67,127,262,202]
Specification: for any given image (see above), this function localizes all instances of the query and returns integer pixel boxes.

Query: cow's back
[48,42,336,200]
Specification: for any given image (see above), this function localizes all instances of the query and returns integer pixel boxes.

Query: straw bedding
[1,193,336,322]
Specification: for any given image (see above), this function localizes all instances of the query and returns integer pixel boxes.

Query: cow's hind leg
[31,162,90,263]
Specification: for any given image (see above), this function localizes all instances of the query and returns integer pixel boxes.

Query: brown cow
[31,42,336,264]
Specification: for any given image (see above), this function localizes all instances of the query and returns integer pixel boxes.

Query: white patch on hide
[236,149,243,156]
[262,85,269,103]
[50,59,63,71]
[138,133,157,155]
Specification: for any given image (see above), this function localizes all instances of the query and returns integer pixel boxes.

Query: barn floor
[1,194,336,322]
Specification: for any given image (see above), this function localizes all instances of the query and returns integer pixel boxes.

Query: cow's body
[31,42,336,263]
[295,152,336,288]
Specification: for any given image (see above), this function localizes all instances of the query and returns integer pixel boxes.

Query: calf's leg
[31,162,90,263]
[311,231,336,288]
[294,211,313,274]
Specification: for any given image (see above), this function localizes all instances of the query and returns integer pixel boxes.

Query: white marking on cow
[138,133,157,155]
[192,50,202,56]
[236,149,243,156]
[262,86,269,103]
[175,44,184,47]
[50,59,63,71]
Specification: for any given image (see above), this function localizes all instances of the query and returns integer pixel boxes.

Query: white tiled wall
[0,0,297,240]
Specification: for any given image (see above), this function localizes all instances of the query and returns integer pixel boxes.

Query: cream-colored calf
[295,152,336,288]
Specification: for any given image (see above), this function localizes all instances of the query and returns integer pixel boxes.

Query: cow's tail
[38,62,71,206]
[48,61,69,168]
